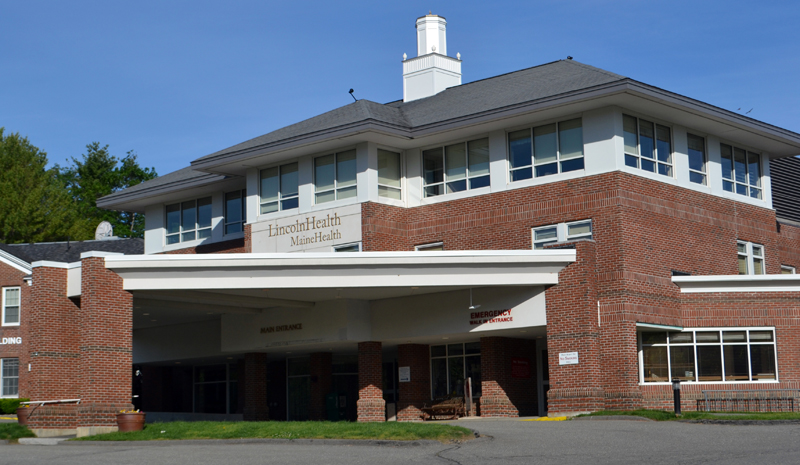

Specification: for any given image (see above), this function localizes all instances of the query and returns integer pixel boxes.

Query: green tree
[0,128,81,243]
[59,142,157,239]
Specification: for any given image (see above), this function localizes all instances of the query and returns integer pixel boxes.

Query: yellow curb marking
[522,416,568,421]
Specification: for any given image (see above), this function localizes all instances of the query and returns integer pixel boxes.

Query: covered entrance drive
[91,250,574,426]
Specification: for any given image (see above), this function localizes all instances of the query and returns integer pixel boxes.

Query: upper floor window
[532,220,592,249]
[721,144,761,199]
[623,115,672,177]
[260,163,299,214]
[781,265,796,275]
[687,134,707,185]
[224,190,246,235]
[423,138,490,197]
[166,197,212,245]
[2,288,20,326]
[416,242,444,251]
[333,243,361,252]
[509,119,583,181]
[1,358,18,398]
[738,241,765,275]
[315,150,357,204]
[378,149,402,200]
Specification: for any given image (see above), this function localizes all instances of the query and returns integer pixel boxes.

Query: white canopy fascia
[672,274,800,293]
[105,250,576,291]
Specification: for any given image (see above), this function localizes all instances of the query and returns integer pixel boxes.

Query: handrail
[20,399,81,405]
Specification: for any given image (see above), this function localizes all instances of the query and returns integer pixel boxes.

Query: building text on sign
[511,357,531,378]
[559,352,579,365]
[469,309,512,326]
[260,323,303,334]
[0,337,21,345]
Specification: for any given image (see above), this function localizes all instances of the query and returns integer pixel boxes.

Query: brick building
[2,14,800,437]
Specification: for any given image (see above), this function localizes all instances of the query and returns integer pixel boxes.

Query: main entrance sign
[251,204,361,253]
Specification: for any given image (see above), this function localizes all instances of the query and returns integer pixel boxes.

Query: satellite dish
[95,221,113,240]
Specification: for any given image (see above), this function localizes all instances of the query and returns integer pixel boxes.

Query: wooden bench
[421,397,466,420]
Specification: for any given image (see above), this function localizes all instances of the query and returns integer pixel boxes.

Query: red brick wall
[777,221,800,271]
[243,352,268,421]
[309,352,332,421]
[480,336,538,417]
[357,341,384,422]
[397,344,430,422]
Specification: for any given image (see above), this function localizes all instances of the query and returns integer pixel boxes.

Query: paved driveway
[3,419,800,464]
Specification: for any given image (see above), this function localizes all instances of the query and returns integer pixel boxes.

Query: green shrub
[0,398,29,414]
[0,423,36,440]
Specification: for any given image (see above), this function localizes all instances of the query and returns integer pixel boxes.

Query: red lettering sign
[511,357,531,379]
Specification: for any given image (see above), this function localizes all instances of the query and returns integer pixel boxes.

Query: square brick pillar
[309,352,332,421]
[479,337,519,417]
[77,254,134,437]
[397,344,429,422]
[544,241,604,416]
[243,352,269,421]
[357,341,385,422]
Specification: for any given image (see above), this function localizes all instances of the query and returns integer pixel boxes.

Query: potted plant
[16,404,32,426]
[116,409,146,432]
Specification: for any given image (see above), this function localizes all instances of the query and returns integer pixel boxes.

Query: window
[423,138,490,197]
[640,328,777,383]
[333,243,361,252]
[430,343,481,399]
[687,134,707,185]
[315,150,357,203]
[623,115,673,177]
[721,144,761,199]
[193,364,237,414]
[416,242,444,251]
[509,119,583,181]
[781,265,796,275]
[532,220,592,249]
[1,359,18,397]
[260,163,298,214]
[378,149,402,200]
[166,197,212,245]
[2,288,20,326]
[224,190,246,235]
[737,241,765,275]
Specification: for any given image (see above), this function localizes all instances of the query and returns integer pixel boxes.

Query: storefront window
[640,328,777,383]
[430,342,481,399]
[193,364,235,414]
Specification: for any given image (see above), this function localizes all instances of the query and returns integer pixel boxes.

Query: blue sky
[2,0,799,175]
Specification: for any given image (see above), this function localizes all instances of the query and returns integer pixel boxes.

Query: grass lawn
[73,421,474,443]
[0,424,36,442]
[577,410,800,421]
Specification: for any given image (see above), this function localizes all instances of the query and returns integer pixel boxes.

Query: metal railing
[698,390,800,412]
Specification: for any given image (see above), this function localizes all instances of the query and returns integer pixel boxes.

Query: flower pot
[16,407,31,426]
[116,412,146,432]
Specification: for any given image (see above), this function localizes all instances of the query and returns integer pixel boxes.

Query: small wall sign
[559,352,579,365]
[398,366,410,383]
[0,337,21,345]
[511,358,531,378]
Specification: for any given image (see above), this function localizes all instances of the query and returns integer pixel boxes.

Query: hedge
[0,398,29,414]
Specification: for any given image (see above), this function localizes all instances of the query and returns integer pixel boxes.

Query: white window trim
[721,143,762,199]
[508,118,585,182]
[415,242,444,251]
[333,242,362,252]
[532,219,592,249]
[422,138,491,198]
[738,240,765,275]
[0,358,19,398]
[687,133,707,186]
[165,196,213,245]
[781,265,796,274]
[638,327,778,385]
[259,163,299,215]
[314,150,358,204]
[2,287,20,327]
[623,114,674,178]
[223,189,247,236]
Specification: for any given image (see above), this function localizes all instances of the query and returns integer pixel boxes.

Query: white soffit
[105,250,576,291]
[672,275,800,293]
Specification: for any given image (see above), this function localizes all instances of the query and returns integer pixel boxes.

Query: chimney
[402,14,462,102]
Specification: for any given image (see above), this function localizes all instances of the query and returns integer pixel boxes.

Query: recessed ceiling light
[175,362,181,364]
[442,337,449,340]
[207,312,214,315]
[537,336,543,339]
[286,352,291,354]
[520,330,527,333]
[226,357,233,360]
[151,319,157,322]
[143,313,149,316]
[411,287,419,290]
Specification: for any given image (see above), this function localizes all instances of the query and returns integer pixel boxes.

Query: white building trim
[672,274,800,293]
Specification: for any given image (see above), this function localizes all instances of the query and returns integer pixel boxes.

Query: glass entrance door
[287,358,310,421]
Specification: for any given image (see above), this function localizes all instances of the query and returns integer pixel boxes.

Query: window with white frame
[2,288,20,326]
[721,144,761,199]
[781,265,795,274]
[315,150,357,203]
[508,118,583,181]
[687,133,707,185]
[423,138,490,197]
[416,242,444,251]
[166,197,212,245]
[623,114,673,177]
[738,241,765,275]
[260,163,299,214]
[640,328,777,383]
[532,220,592,249]
[224,190,246,235]
[333,243,361,252]
[1,358,18,397]
[430,343,481,398]
[378,149,402,200]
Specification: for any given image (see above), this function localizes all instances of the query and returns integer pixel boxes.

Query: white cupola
[402,14,462,102]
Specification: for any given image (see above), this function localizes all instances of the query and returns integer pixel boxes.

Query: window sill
[309,197,360,211]
[1,323,20,327]
[420,185,492,206]
[163,237,213,252]
[255,207,301,223]
[506,169,587,191]
[640,380,779,386]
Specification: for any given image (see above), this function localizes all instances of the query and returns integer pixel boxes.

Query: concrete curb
[679,419,800,426]
[571,415,654,422]
[19,437,73,446]
[61,437,452,447]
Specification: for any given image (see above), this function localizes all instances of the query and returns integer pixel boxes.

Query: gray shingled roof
[0,238,144,264]
[97,166,228,207]
[193,60,624,164]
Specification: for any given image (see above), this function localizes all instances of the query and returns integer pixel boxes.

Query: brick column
[357,341,384,422]
[309,352,332,421]
[77,254,134,436]
[544,241,604,416]
[25,265,82,435]
[243,352,268,421]
[479,337,519,417]
[397,344,429,422]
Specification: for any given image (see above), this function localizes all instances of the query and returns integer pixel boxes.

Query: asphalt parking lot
[3,418,800,465]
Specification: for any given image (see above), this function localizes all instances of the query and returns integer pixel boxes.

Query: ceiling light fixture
[468,287,481,310]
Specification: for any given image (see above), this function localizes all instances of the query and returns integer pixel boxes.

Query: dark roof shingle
[0,238,144,264]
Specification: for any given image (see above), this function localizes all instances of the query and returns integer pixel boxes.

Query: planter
[16,407,32,426]
[116,412,146,432]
